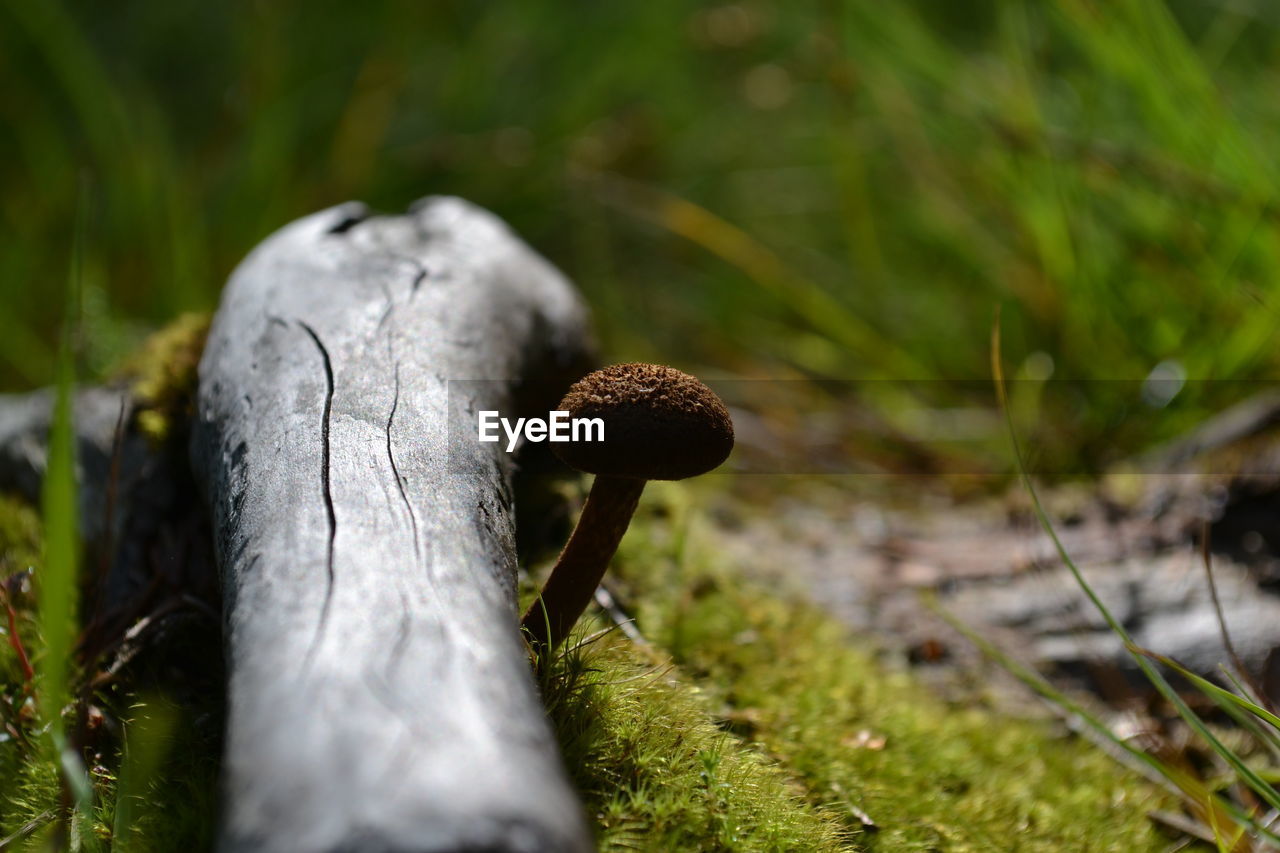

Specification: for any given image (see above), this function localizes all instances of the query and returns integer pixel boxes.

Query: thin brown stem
[521,476,645,653]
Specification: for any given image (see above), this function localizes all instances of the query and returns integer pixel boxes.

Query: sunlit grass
[4,2,1280,474]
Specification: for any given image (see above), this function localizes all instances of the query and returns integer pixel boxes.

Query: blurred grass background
[4,0,1280,471]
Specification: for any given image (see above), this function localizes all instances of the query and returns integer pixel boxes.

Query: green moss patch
[543,630,848,850]
[533,483,1173,851]
[115,312,210,444]
[0,493,41,580]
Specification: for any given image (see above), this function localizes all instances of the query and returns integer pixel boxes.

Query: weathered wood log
[192,198,595,852]
[0,387,204,625]
[0,387,134,541]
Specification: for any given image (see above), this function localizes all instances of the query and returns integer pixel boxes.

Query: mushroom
[521,362,734,653]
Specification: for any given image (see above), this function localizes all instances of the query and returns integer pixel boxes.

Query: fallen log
[191,197,595,852]
[0,386,135,545]
[0,386,204,634]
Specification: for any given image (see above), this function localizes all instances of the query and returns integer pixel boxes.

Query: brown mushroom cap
[552,363,734,481]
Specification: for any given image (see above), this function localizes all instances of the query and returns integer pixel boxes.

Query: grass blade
[1131,646,1280,735]
[40,196,83,742]
[39,184,95,845]
[1201,523,1277,717]
[928,593,1280,848]
[993,311,1280,833]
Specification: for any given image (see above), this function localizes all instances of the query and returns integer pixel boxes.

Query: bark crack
[299,321,337,668]
[387,362,421,562]
[376,283,395,333]
[383,253,429,297]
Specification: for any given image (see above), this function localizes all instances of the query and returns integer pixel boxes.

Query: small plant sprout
[521,363,734,653]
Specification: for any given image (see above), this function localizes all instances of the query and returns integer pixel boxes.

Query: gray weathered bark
[0,386,196,624]
[191,197,595,852]
[0,386,133,542]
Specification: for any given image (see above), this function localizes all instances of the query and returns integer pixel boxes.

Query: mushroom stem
[521,475,646,653]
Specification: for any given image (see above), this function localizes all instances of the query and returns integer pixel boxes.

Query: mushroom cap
[553,363,734,481]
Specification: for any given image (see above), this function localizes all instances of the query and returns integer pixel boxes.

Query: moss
[0,494,41,743]
[96,700,221,852]
[0,493,41,579]
[0,757,61,842]
[0,494,220,850]
[543,628,849,851]
[531,482,1173,852]
[114,312,210,444]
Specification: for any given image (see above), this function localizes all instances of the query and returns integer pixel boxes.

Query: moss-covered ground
[531,483,1171,851]
[0,473,1175,850]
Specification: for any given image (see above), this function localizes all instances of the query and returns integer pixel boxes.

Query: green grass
[5,1,1280,472]
[33,186,98,850]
